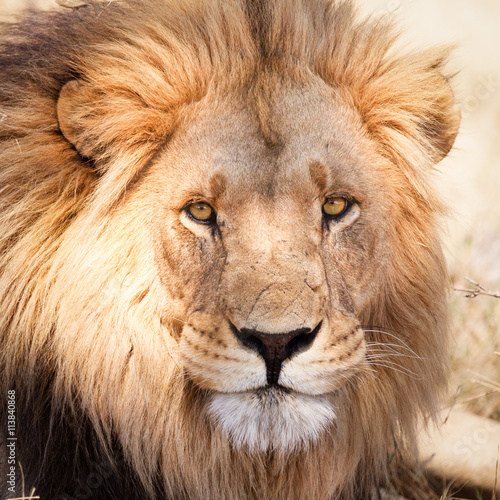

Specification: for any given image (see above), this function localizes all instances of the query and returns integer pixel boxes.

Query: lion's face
[128,79,390,450]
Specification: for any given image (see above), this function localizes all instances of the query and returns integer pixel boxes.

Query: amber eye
[322,197,349,218]
[187,202,216,223]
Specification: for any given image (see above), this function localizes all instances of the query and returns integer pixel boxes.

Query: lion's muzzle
[231,322,321,385]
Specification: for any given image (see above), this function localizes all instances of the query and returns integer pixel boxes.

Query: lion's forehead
[159,82,373,202]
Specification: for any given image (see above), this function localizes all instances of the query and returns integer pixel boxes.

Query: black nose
[231,322,321,385]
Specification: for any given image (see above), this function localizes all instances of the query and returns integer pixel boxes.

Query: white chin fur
[208,389,335,452]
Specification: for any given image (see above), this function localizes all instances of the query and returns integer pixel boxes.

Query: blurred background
[1,0,499,432]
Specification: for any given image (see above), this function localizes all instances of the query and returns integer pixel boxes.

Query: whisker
[365,360,421,380]
[161,316,189,325]
[362,329,412,346]
[360,324,411,341]
[366,351,420,361]
[365,341,421,354]
[362,329,419,357]
[161,345,183,355]
[365,347,424,361]
[171,317,189,324]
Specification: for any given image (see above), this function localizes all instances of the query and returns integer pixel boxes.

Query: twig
[8,496,40,500]
[453,277,500,299]
[56,0,89,8]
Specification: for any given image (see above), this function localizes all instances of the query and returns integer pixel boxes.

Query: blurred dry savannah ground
[1,0,499,498]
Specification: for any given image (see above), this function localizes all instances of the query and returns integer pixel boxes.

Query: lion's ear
[57,79,175,166]
[427,101,461,163]
[57,80,99,159]
[359,50,461,170]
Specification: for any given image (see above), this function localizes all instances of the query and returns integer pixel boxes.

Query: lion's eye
[187,202,216,224]
[322,197,349,218]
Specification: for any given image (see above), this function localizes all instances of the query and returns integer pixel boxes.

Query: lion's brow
[309,161,328,192]
[209,172,228,200]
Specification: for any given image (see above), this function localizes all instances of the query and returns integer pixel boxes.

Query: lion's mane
[0,0,458,499]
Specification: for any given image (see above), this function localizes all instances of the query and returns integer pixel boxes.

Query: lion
[0,0,460,498]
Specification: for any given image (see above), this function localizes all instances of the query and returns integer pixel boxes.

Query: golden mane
[0,1,458,498]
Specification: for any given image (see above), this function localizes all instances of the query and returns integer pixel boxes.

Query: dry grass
[450,275,500,420]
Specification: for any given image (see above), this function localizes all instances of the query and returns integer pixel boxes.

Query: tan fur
[0,0,459,498]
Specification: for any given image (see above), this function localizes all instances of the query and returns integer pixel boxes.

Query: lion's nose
[231,323,321,385]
